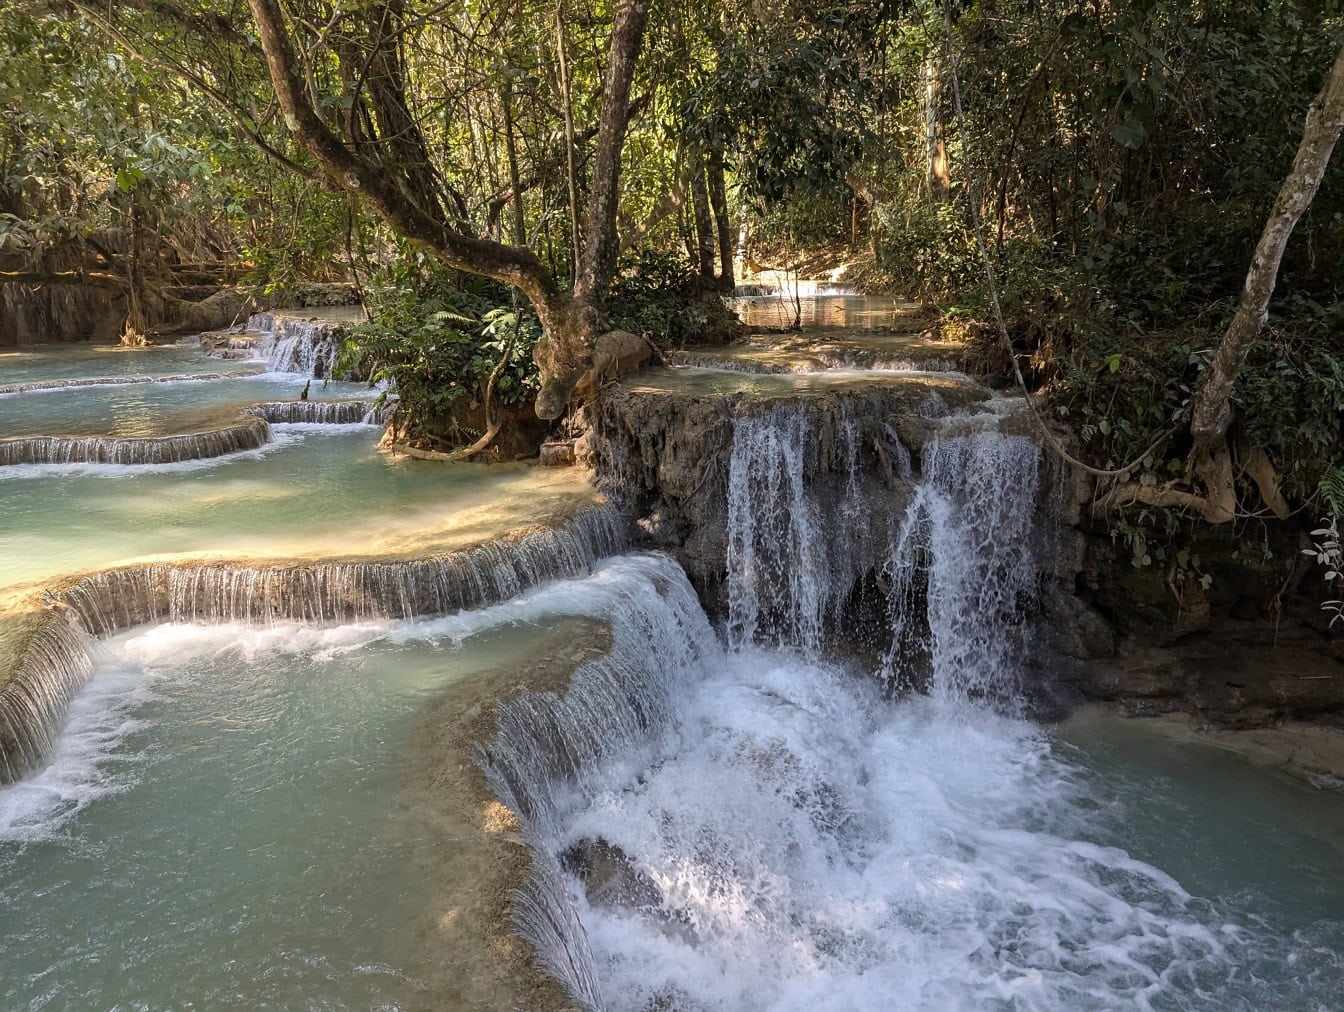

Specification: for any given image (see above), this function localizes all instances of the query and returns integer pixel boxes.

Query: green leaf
[1111,119,1147,149]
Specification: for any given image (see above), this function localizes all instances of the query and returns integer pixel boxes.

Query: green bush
[608,249,738,347]
[338,253,539,442]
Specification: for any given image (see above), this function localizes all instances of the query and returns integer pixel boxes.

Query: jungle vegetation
[4,0,1344,557]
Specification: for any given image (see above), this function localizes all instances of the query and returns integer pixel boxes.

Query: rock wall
[587,380,986,624]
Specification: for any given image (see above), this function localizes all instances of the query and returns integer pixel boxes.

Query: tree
[245,0,650,419]
[65,0,653,420]
[1190,41,1344,447]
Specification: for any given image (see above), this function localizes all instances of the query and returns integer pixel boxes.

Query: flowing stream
[1,325,1342,1009]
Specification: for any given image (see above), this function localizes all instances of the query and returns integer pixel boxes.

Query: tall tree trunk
[573,0,651,306]
[924,50,951,203]
[707,149,734,290]
[689,157,715,281]
[1190,43,1344,446]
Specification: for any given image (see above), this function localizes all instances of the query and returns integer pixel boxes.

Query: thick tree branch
[246,0,563,317]
[1190,43,1344,446]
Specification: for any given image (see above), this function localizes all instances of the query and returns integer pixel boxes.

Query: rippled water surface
[0,427,597,592]
[0,344,261,386]
[0,612,563,1009]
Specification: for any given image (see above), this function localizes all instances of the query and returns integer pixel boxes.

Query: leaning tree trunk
[245,0,649,420]
[1190,43,1344,446]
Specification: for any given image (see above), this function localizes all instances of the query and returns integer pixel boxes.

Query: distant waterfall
[247,313,347,379]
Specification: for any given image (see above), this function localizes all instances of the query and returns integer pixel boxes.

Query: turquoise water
[0,374,370,437]
[0,344,261,386]
[0,613,560,1009]
[0,427,595,592]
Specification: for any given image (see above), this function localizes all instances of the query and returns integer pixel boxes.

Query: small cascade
[244,400,382,425]
[246,312,348,379]
[665,349,966,375]
[474,554,721,1010]
[881,432,1042,707]
[0,417,272,467]
[0,371,250,396]
[725,407,831,648]
[724,403,890,651]
[0,506,626,785]
[0,612,94,783]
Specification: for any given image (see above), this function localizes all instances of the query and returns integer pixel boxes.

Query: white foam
[560,656,1276,1011]
[0,660,154,844]
[0,427,322,480]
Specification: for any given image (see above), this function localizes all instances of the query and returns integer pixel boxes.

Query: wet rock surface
[588,369,991,618]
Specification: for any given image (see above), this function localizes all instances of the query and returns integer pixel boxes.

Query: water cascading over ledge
[0,417,273,466]
[243,400,383,425]
[0,506,627,784]
[473,402,1060,1010]
[220,311,360,379]
[0,400,385,468]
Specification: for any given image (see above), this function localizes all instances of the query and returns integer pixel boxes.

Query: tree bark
[707,149,734,290]
[573,0,651,305]
[924,50,951,203]
[1189,43,1344,446]
[689,157,716,281]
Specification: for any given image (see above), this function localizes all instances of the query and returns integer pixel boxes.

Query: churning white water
[510,426,1344,1010]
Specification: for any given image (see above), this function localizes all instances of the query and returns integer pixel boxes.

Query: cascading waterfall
[479,413,1330,1011]
[666,350,966,375]
[0,506,626,784]
[880,432,1042,706]
[725,407,831,649]
[245,313,347,379]
[724,404,877,651]
[0,613,94,784]
[244,400,383,425]
[475,554,720,1010]
[0,418,272,467]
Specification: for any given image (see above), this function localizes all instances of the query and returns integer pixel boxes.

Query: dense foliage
[7,0,1342,506]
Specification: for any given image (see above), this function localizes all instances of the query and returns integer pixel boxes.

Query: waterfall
[665,349,967,375]
[0,612,94,784]
[474,554,722,1010]
[725,407,832,649]
[477,411,1054,1011]
[244,400,382,425]
[881,433,1042,708]
[0,506,627,785]
[723,403,895,651]
[0,418,272,467]
[246,313,347,379]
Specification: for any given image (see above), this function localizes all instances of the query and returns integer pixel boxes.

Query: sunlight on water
[0,428,599,593]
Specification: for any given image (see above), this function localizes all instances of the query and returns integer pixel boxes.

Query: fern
[1320,465,1344,518]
